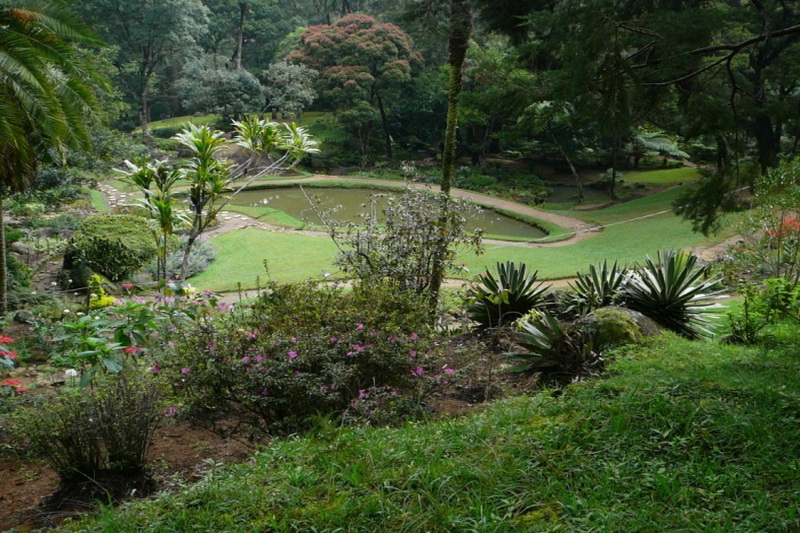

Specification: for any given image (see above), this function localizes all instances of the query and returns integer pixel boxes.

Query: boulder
[575,306,661,350]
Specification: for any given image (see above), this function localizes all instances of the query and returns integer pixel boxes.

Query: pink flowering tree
[288,14,422,159]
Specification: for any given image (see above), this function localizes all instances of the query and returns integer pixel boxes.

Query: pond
[229,187,548,239]
[544,185,611,204]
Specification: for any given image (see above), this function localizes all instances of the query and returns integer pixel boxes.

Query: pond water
[545,185,611,204]
[229,187,547,239]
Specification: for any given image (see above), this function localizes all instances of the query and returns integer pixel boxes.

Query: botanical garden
[2,1,800,531]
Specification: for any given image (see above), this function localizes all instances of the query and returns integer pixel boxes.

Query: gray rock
[14,310,35,324]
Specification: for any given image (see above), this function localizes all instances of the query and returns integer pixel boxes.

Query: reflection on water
[229,187,547,239]
[545,185,610,203]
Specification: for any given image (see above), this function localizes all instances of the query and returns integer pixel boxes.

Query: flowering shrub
[765,217,800,240]
[341,385,432,427]
[0,335,17,372]
[158,281,433,435]
[2,378,28,397]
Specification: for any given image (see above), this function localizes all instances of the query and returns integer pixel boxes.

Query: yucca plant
[467,261,550,329]
[567,260,627,316]
[505,312,602,380]
[623,249,725,339]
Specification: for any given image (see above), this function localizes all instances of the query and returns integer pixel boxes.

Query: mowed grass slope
[192,186,726,291]
[68,330,800,532]
[191,229,340,292]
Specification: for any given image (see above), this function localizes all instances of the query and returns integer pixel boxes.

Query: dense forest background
[69,0,800,183]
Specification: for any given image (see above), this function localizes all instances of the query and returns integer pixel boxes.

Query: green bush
[453,167,497,190]
[141,237,215,280]
[14,373,160,484]
[726,278,800,344]
[160,281,432,435]
[623,249,725,339]
[65,214,157,281]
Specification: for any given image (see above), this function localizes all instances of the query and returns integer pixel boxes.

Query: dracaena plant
[467,261,550,329]
[622,249,725,339]
[567,260,628,316]
[505,312,602,381]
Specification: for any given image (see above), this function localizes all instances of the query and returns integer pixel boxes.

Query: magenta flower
[444,368,456,375]
[358,389,367,399]
[181,367,190,374]
[409,350,417,358]
[241,356,250,363]
[246,331,258,340]
[356,323,365,330]
[329,337,338,344]
[410,332,418,341]
[291,337,298,343]
[255,355,265,363]
[288,351,298,359]
[410,366,424,377]
[150,363,160,374]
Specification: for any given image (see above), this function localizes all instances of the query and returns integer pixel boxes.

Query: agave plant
[567,260,628,316]
[505,312,602,380]
[467,261,550,329]
[623,249,725,339]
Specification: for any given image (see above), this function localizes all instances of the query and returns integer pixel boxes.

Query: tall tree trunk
[547,124,584,201]
[233,2,248,70]
[376,93,393,158]
[752,114,781,172]
[609,142,618,200]
[180,233,198,281]
[429,0,471,317]
[715,135,729,171]
[140,87,150,138]
[0,191,7,315]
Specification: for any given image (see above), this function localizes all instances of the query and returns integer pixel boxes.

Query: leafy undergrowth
[63,329,800,532]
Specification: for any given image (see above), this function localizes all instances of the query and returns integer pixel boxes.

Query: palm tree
[0,0,100,313]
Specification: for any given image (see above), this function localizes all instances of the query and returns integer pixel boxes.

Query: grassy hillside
[191,186,729,292]
[66,328,800,532]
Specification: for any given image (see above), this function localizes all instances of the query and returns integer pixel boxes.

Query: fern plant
[567,260,627,316]
[623,249,725,339]
[467,261,550,329]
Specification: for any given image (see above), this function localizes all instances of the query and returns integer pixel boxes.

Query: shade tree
[175,54,265,120]
[76,0,210,136]
[262,60,319,118]
[288,13,422,158]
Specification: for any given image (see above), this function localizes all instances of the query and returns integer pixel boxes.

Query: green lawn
[220,205,308,229]
[67,329,800,532]
[134,114,217,134]
[191,211,719,292]
[88,188,110,213]
[459,211,710,279]
[623,166,701,185]
[190,229,340,292]
[140,112,328,134]
[191,184,726,291]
